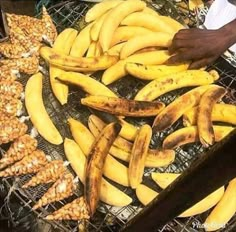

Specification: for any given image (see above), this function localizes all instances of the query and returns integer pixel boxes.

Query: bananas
[25,73,63,145]
[99,1,146,51]
[68,118,129,186]
[135,70,219,101]
[129,125,152,189]
[118,118,138,141]
[40,46,119,72]
[85,122,121,216]
[197,86,227,147]
[81,95,165,117]
[183,103,236,126]
[125,63,189,80]
[50,28,78,105]
[57,72,117,97]
[162,126,234,149]
[64,138,132,207]
[136,184,158,206]
[120,32,173,59]
[204,178,236,231]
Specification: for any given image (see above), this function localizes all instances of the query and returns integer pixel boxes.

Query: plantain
[68,118,129,186]
[85,123,121,216]
[86,41,97,58]
[81,95,165,117]
[135,70,219,101]
[136,184,158,206]
[107,42,126,56]
[125,63,189,80]
[183,103,236,126]
[151,173,180,189]
[40,46,119,72]
[57,72,117,97]
[118,118,139,141]
[162,126,234,149]
[129,124,152,189]
[64,139,132,206]
[197,86,227,147]
[152,85,215,132]
[25,73,63,145]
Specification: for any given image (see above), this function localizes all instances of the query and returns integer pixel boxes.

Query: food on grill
[68,118,129,186]
[81,95,165,117]
[85,123,121,216]
[135,70,219,101]
[22,160,66,188]
[118,118,138,141]
[129,125,152,189]
[162,126,234,149]
[183,104,236,126]
[0,134,37,170]
[0,95,22,116]
[0,150,47,177]
[136,184,158,206]
[0,66,18,81]
[0,117,28,145]
[50,28,78,105]
[0,80,23,98]
[0,42,28,59]
[25,72,63,145]
[125,63,189,80]
[151,173,181,189]
[204,178,236,231]
[45,197,90,220]
[197,86,227,147]
[33,172,76,210]
[64,138,132,206]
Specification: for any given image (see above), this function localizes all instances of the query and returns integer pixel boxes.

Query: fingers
[166,51,193,64]
[189,57,216,69]
[169,38,193,54]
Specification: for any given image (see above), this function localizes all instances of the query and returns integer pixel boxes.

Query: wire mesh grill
[1,1,236,231]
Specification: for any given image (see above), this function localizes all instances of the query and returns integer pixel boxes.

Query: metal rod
[121,129,236,232]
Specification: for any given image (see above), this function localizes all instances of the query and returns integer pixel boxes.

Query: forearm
[220,18,236,48]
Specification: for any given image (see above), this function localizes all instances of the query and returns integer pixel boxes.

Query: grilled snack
[135,70,219,101]
[0,150,47,177]
[45,197,90,220]
[183,103,236,126]
[136,184,158,206]
[22,160,66,188]
[64,138,132,206]
[81,96,165,117]
[25,72,63,145]
[151,173,180,189]
[0,117,28,145]
[129,124,152,189]
[33,172,76,210]
[0,80,23,98]
[85,123,121,216]
[0,134,37,170]
[162,126,234,149]
[197,86,227,147]
[118,118,138,141]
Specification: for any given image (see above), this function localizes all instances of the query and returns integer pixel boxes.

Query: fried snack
[0,95,22,116]
[136,184,158,206]
[0,150,47,177]
[33,172,76,210]
[22,160,66,188]
[0,42,27,59]
[0,134,37,170]
[0,118,28,145]
[45,197,90,221]
[0,80,23,98]
[0,66,18,81]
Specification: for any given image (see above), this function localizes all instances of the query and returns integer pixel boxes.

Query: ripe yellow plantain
[85,122,121,216]
[68,118,129,186]
[151,173,180,189]
[40,46,118,72]
[120,32,173,59]
[57,72,117,97]
[152,85,215,132]
[64,138,132,207]
[50,28,78,105]
[142,7,159,16]
[197,86,227,147]
[86,41,97,57]
[121,12,175,34]
[135,70,219,101]
[85,0,123,23]
[136,184,158,206]
[70,23,93,57]
[159,16,184,32]
[204,178,236,231]
[118,118,138,141]
[81,95,165,117]
[110,26,152,47]
[183,103,236,126]
[99,1,146,51]
[88,115,175,167]
[162,126,234,149]
[25,73,63,145]
[107,42,126,56]
[125,63,189,80]
[102,50,170,85]
[129,124,152,189]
